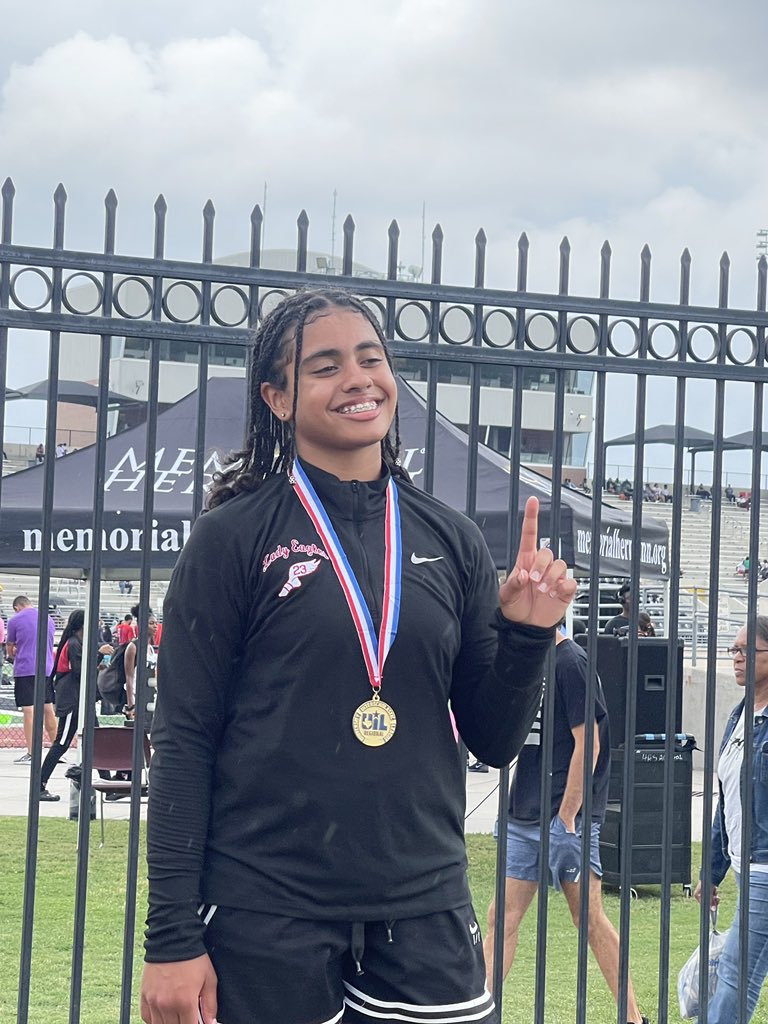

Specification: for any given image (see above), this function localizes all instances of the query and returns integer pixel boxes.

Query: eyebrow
[300,340,384,366]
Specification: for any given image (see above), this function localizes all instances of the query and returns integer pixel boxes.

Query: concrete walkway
[464,762,715,841]
[1,745,716,841]
[0,745,144,823]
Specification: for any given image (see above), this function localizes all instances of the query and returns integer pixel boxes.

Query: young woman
[696,618,768,1022]
[39,608,85,802]
[141,289,576,1024]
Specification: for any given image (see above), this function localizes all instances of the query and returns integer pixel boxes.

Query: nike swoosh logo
[411,553,444,564]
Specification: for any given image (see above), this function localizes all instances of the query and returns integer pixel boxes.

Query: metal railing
[1,180,765,1023]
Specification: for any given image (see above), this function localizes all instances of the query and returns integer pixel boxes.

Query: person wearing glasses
[695,618,768,1022]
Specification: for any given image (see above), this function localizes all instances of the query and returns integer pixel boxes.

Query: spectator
[725,484,736,504]
[0,609,5,678]
[39,609,86,801]
[696,483,712,500]
[483,625,648,1024]
[696,619,768,1021]
[123,611,160,727]
[6,595,57,763]
[35,443,45,464]
[603,583,632,635]
[116,614,137,645]
[638,612,656,637]
[55,442,67,458]
[98,617,113,645]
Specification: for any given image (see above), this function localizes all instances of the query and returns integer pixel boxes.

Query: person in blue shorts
[483,624,648,1024]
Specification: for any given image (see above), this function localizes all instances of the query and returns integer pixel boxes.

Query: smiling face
[260,307,397,480]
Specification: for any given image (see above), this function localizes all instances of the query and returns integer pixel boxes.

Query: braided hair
[208,288,404,508]
[52,608,85,675]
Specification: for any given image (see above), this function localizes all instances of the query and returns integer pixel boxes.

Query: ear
[260,381,292,422]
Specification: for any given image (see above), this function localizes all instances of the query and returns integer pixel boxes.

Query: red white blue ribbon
[290,458,401,692]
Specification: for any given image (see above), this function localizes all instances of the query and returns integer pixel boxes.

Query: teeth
[338,401,378,414]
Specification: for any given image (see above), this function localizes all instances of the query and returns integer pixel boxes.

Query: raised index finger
[515,496,540,565]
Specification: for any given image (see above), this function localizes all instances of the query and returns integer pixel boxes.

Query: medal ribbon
[290,458,401,692]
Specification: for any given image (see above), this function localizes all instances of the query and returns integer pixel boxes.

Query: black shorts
[14,675,54,708]
[200,902,497,1024]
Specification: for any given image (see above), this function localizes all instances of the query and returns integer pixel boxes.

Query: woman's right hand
[141,954,218,1024]
[693,880,720,909]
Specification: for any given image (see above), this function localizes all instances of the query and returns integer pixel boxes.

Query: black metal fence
[1,180,766,1023]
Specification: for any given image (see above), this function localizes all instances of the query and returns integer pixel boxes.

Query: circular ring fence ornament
[525,312,558,351]
[607,319,641,357]
[211,285,250,328]
[726,327,758,366]
[62,272,104,316]
[10,267,53,312]
[258,289,290,321]
[647,322,681,361]
[360,296,386,330]
[687,324,720,363]
[113,276,154,320]
[162,281,204,324]
[395,301,432,342]
[566,315,599,354]
[482,308,516,348]
[439,304,475,345]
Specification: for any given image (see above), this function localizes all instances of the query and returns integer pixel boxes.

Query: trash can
[600,734,695,889]
[690,496,702,512]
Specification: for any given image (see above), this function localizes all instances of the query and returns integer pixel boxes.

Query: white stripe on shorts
[196,903,218,926]
[343,982,495,1022]
[199,1001,344,1024]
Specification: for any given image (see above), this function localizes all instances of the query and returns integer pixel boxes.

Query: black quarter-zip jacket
[145,463,553,962]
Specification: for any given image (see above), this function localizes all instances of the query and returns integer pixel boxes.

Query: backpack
[55,640,71,676]
[97,641,130,704]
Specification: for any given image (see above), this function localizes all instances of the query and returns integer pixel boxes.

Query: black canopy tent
[397,382,669,578]
[5,379,142,409]
[0,377,669,579]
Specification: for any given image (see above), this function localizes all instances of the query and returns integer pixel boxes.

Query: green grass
[1,818,146,1024]
[468,835,768,1023]
[1,819,766,1023]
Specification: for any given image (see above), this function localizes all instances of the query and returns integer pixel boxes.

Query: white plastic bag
[678,915,730,1019]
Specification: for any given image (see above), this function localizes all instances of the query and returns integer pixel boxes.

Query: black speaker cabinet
[575,635,683,747]
[598,740,694,887]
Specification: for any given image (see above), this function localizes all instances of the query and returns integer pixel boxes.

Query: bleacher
[0,573,168,629]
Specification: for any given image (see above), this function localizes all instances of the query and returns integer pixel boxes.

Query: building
[53,250,595,479]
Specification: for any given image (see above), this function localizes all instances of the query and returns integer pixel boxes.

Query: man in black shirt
[483,630,648,1024]
[603,582,632,635]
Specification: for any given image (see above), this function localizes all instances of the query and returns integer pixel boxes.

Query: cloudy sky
[2,0,767,481]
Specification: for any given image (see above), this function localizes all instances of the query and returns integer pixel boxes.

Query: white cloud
[1,1,767,458]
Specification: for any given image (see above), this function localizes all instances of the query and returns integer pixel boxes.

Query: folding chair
[90,726,151,846]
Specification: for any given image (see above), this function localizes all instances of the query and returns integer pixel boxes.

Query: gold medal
[352,694,397,747]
